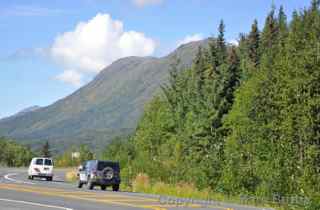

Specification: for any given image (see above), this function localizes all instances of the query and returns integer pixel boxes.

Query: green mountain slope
[0,39,210,152]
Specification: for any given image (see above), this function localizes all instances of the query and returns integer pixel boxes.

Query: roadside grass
[125,173,307,210]
[60,170,309,210]
[131,174,214,200]
[130,173,234,201]
[64,168,78,182]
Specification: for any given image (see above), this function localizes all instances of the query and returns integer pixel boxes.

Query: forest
[102,1,320,209]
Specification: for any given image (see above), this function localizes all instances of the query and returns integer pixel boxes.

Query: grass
[60,170,308,210]
[130,173,226,200]
[125,173,307,210]
[64,168,78,182]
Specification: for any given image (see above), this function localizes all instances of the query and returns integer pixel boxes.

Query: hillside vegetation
[102,2,320,209]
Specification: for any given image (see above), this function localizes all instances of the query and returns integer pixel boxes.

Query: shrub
[152,181,168,195]
[132,173,150,193]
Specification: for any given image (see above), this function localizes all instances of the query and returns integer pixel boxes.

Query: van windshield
[44,159,52,166]
[35,159,43,165]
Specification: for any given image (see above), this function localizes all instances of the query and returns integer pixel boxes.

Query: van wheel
[112,184,119,192]
[87,179,94,190]
[101,185,106,190]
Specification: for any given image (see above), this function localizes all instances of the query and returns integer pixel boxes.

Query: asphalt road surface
[0,168,273,210]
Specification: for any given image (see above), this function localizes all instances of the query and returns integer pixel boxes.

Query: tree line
[0,137,34,167]
[102,1,320,209]
[0,137,94,167]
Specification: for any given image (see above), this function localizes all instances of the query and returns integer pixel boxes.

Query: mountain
[0,106,41,122]
[0,39,210,153]
[14,106,41,117]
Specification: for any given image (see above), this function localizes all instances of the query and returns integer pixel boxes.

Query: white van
[28,157,54,181]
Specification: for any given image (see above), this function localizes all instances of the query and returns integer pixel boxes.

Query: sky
[0,0,312,119]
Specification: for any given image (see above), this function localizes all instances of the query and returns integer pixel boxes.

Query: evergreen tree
[278,6,288,37]
[79,145,94,163]
[261,5,279,51]
[248,19,260,68]
[216,20,227,65]
[161,56,181,111]
[41,141,51,157]
[193,47,207,99]
[311,0,320,10]
[209,37,219,72]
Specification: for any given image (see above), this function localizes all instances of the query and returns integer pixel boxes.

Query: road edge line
[4,173,34,185]
[0,198,73,210]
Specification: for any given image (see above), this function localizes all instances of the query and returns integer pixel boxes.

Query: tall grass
[132,173,151,193]
[127,173,309,210]
[131,173,223,201]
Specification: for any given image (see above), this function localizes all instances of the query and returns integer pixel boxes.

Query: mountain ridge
[0,39,210,153]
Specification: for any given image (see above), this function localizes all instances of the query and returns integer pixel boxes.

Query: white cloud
[50,13,156,86]
[177,34,203,47]
[132,0,164,7]
[55,70,83,87]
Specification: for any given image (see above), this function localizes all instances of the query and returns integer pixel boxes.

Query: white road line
[0,198,73,210]
[4,173,34,185]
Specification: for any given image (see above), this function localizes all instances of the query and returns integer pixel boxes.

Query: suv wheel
[112,184,119,192]
[78,180,83,188]
[101,185,106,190]
[87,178,94,190]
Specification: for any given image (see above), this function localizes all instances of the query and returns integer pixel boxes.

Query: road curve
[0,168,273,210]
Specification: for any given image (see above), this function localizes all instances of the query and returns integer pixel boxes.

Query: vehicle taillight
[34,168,40,172]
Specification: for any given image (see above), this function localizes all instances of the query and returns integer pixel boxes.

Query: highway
[0,168,273,210]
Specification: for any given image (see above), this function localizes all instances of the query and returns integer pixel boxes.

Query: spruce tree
[260,5,279,60]
[41,141,51,158]
[248,19,260,68]
[193,47,206,99]
[278,6,288,35]
[217,20,227,65]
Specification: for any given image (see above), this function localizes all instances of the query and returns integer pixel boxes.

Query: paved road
[0,168,273,210]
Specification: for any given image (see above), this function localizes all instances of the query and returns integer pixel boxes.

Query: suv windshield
[97,161,119,171]
[35,159,43,165]
[44,159,52,166]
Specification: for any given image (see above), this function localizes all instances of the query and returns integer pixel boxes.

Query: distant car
[28,157,54,181]
[77,160,120,191]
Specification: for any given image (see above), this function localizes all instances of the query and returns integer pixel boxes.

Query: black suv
[77,160,121,191]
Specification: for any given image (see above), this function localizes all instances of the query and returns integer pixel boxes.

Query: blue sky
[0,0,312,118]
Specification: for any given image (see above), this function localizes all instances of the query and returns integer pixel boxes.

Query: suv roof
[85,160,120,171]
[86,160,119,163]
